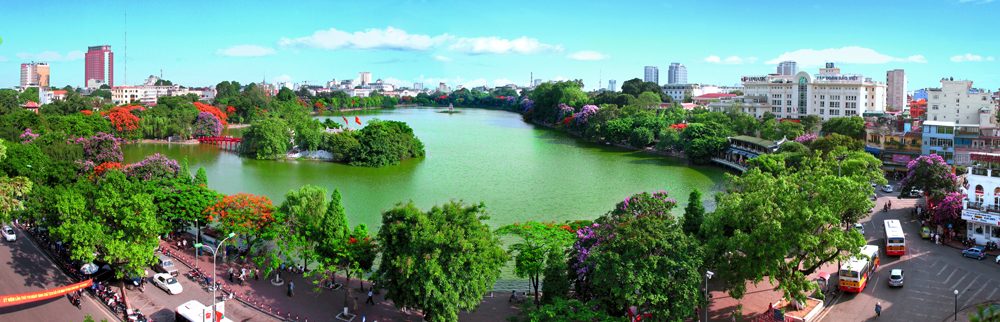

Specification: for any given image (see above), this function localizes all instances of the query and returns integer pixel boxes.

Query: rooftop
[731,135,779,148]
[695,93,737,99]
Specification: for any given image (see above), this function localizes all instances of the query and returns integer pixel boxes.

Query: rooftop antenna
[124,2,127,86]
[599,70,601,91]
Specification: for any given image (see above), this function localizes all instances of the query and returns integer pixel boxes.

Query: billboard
[892,155,911,164]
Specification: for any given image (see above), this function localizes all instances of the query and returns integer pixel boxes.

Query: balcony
[712,158,747,172]
[966,201,1000,214]
[970,166,1000,177]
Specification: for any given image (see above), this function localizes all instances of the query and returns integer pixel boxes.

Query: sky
[1,0,998,92]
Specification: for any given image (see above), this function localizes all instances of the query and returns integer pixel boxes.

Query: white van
[175,300,234,322]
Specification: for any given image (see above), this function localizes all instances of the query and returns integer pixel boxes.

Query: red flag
[343,117,349,125]
[355,116,362,125]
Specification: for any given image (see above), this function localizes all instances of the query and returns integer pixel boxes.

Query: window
[787,94,792,98]
[772,94,781,99]
[820,109,824,115]
[933,95,939,99]
[772,107,781,113]
[830,109,841,116]
[787,100,792,106]
[773,100,782,105]
[830,102,841,108]
[932,105,939,110]
[830,95,841,100]
[786,107,793,113]
[820,95,825,99]
[820,101,825,107]
[936,127,954,134]
[846,96,857,101]
[847,102,857,109]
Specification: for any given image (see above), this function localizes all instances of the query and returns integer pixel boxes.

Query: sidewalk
[162,234,521,322]
[706,263,840,322]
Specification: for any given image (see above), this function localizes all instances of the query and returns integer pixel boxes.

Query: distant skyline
[1,0,999,91]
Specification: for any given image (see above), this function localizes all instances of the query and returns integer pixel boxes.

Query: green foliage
[811,133,863,155]
[0,140,33,223]
[540,248,570,305]
[320,131,360,161]
[776,120,805,140]
[507,298,619,322]
[682,123,733,165]
[20,87,39,104]
[529,81,590,124]
[178,158,191,184]
[969,303,1000,322]
[375,201,508,322]
[682,188,705,237]
[148,179,217,232]
[800,115,821,134]
[348,119,425,167]
[193,167,208,187]
[279,185,329,269]
[822,116,866,140]
[629,127,654,147]
[702,152,882,303]
[238,117,292,160]
[276,87,297,102]
[497,221,576,306]
[295,126,322,151]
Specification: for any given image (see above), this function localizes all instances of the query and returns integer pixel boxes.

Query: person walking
[254,268,259,281]
[875,302,882,318]
[288,281,294,297]
[353,297,359,315]
[366,289,375,305]
[182,239,187,248]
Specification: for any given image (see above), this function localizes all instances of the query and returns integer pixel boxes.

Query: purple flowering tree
[73,133,124,175]
[20,128,39,145]
[557,103,574,121]
[520,98,534,113]
[126,153,181,181]
[899,154,958,198]
[573,105,599,128]
[193,112,222,138]
[928,191,963,227]
[794,133,817,145]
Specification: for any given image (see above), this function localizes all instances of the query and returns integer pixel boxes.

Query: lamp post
[207,232,235,321]
[704,271,714,322]
[955,289,959,321]
[836,154,848,177]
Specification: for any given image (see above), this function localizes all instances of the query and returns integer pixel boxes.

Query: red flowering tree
[89,162,125,180]
[204,193,283,257]
[496,221,576,306]
[80,110,93,116]
[193,102,229,127]
[101,106,143,139]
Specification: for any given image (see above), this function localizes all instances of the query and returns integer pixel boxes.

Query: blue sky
[1,0,998,92]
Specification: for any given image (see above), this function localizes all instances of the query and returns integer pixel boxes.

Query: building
[438,82,450,92]
[668,63,687,84]
[85,45,114,87]
[341,79,355,89]
[741,62,887,121]
[413,82,423,91]
[913,89,928,101]
[707,95,771,118]
[369,79,396,92]
[925,78,996,123]
[961,153,1000,246]
[909,99,927,119]
[712,136,785,172]
[608,79,616,92]
[110,86,140,104]
[644,66,659,84]
[533,79,542,87]
[343,88,373,98]
[886,69,907,111]
[20,62,49,88]
[325,79,339,89]
[777,61,798,76]
[692,93,737,106]
[39,90,68,105]
[662,83,700,102]
[359,72,371,86]
[718,85,745,94]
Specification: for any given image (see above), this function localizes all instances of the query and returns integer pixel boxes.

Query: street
[0,225,117,322]
[820,184,1000,322]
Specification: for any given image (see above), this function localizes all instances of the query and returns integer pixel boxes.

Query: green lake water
[123,107,729,287]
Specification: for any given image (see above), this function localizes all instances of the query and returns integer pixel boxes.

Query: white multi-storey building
[886,69,907,111]
[608,79,616,92]
[776,61,798,76]
[668,63,686,84]
[326,79,339,89]
[925,78,996,123]
[741,63,886,120]
[359,72,372,86]
[644,66,659,84]
[962,153,1000,245]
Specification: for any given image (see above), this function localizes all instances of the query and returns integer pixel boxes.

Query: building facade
[668,63,686,84]
[741,63,887,121]
[777,61,798,76]
[20,62,50,88]
[886,69,907,111]
[961,153,1000,246]
[662,83,699,102]
[359,72,371,86]
[608,79,616,92]
[85,45,114,87]
[644,66,659,84]
[925,79,996,123]
[413,82,423,91]
[913,89,928,101]
[110,86,140,105]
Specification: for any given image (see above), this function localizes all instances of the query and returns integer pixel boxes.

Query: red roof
[904,131,922,138]
[24,101,40,108]
[694,93,737,99]
[51,90,68,95]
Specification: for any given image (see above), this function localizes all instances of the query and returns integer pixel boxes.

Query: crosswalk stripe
[965,282,990,308]
[944,270,962,285]
[936,264,948,276]
[950,272,970,291]
[988,288,998,300]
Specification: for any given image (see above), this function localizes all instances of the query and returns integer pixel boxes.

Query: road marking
[951,273,972,291]
[905,289,955,299]
[944,270,962,285]
[936,264,948,276]
[872,277,879,293]
[965,282,990,308]
[988,288,999,300]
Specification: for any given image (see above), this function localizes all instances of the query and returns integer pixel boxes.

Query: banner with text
[0,279,92,308]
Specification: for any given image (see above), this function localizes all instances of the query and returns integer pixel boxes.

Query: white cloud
[460,78,489,88]
[215,45,276,57]
[764,46,927,66]
[0,56,8,62]
[553,76,568,81]
[448,36,563,55]
[493,78,522,87]
[277,27,452,52]
[433,55,453,62]
[567,50,609,60]
[15,50,85,61]
[950,53,996,62]
[383,77,407,86]
[272,75,293,83]
[706,55,757,64]
[960,0,994,3]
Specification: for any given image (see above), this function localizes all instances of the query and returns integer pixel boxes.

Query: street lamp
[836,154,848,177]
[955,289,959,321]
[206,232,236,322]
[704,271,714,322]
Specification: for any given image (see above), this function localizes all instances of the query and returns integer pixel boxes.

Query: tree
[348,119,425,167]
[375,201,508,322]
[629,127,654,147]
[682,123,733,165]
[496,221,575,306]
[279,185,328,270]
[193,167,208,187]
[149,179,218,234]
[193,112,222,137]
[728,90,744,96]
[0,139,32,223]
[635,92,661,109]
[540,247,570,305]
[238,117,291,160]
[276,87,297,101]
[126,153,179,181]
[52,170,163,277]
[509,298,619,322]
[821,116,866,140]
[21,87,39,104]
[899,154,958,199]
[178,158,192,184]
[204,193,283,258]
[811,133,863,155]
[702,152,881,304]
[682,188,705,237]
[800,115,822,134]
[295,127,321,151]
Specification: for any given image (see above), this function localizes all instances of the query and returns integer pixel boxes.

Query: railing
[966,201,1000,214]
[712,158,747,172]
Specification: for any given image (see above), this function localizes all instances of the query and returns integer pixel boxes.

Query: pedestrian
[366,289,375,305]
[353,297,359,314]
[182,239,187,248]
[254,268,259,281]
[288,281,294,297]
[509,290,516,302]
[875,302,881,318]
[229,271,234,283]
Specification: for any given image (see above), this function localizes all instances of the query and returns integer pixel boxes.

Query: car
[888,269,904,287]
[1,226,14,242]
[153,255,179,276]
[921,227,932,239]
[964,247,987,260]
[908,189,924,198]
[881,185,894,193]
[152,273,183,295]
[854,223,865,235]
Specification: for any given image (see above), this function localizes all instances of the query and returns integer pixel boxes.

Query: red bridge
[197,136,242,150]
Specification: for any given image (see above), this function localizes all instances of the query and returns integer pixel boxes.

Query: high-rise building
[533,79,542,87]
[777,61,798,76]
[644,66,659,84]
[886,69,907,110]
[413,82,424,90]
[668,63,687,84]
[20,62,49,88]
[926,78,995,123]
[739,63,887,121]
[359,72,371,86]
[608,79,617,92]
[85,45,114,87]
